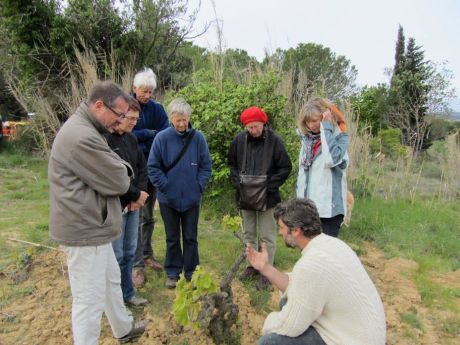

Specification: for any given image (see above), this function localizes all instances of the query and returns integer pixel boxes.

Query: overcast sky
[189,0,460,110]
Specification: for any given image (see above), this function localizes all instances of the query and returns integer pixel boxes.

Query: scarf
[300,132,321,170]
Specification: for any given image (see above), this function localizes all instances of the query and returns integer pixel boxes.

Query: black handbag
[238,133,272,211]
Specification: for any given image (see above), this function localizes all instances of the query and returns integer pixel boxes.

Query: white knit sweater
[262,234,386,345]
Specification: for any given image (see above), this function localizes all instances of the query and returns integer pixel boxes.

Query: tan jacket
[48,102,132,246]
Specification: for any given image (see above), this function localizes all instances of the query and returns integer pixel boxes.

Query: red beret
[240,106,268,125]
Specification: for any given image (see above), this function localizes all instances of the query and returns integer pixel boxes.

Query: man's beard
[284,235,296,248]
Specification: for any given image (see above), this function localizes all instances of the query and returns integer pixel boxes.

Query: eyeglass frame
[124,115,139,122]
[102,101,127,119]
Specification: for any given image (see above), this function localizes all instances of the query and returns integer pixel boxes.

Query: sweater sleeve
[262,259,327,337]
[197,132,212,192]
[147,134,168,192]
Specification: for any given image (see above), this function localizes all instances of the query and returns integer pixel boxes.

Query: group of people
[48,67,386,344]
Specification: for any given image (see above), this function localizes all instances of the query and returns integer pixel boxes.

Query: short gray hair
[133,67,157,90]
[88,80,131,107]
[167,98,192,119]
[274,198,322,238]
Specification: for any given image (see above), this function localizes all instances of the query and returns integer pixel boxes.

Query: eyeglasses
[125,116,139,122]
[103,101,127,119]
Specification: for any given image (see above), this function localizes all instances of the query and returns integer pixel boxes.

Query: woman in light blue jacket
[296,97,349,237]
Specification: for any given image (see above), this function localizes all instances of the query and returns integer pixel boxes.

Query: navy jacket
[148,126,212,212]
[132,98,169,158]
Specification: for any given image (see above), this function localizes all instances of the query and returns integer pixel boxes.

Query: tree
[351,84,389,135]
[268,43,357,104]
[392,25,405,78]
[388,32,434,154]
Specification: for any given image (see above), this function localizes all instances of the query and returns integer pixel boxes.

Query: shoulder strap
[163,129,196,173]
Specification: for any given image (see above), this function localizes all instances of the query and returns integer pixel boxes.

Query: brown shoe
[239,266,259,282]
[144,257,163,272]
[132,268,145,288]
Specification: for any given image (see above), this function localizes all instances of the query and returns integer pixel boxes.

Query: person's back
[296,234,386,344]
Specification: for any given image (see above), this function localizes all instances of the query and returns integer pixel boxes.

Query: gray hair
[133,67,157,90]
[274,198,322,238]
[167,98,192,119]
[87,80,131,107]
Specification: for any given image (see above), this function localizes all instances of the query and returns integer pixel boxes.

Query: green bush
[370,128,409,157]
[171,72,296,211]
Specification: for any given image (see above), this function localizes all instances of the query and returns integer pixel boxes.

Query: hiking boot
[165,276,179,289]
[132,268,145,289]
[239,266,259,282]
[125,295,148,307]
[144,257,163,272]
[117,320,149,343]
[256,275,273,291]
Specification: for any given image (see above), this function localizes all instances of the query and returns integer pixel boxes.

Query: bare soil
[0,244,458,345]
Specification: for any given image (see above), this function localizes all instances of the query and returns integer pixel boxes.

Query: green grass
[400,309,424,330]
[342,197,460,311]
[342,197,460,271]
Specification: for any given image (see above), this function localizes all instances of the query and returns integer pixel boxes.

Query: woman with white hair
[132,68,169,287]
[148,98,212,289]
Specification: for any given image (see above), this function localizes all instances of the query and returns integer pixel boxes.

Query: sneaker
[132,268,145,289]
[125,295,148,307]
[117,320,149,343]
[239,266,259,282]
[256,275,273,291]
[165,276,179,289]
[144,257,163,272]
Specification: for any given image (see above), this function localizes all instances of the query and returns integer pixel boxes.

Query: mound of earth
[0,244,458,344]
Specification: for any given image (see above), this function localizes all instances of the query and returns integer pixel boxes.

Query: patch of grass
[342,197,460,271]
[442,316,460,337]
[400,310,424,330]
[0,284,35,309]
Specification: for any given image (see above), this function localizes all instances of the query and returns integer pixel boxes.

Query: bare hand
[246,243,269,272]
[128,202,140,211]
[135,191,149,207]
[322,108,333,122]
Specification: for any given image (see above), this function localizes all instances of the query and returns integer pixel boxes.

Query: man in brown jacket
[48,81,147,344]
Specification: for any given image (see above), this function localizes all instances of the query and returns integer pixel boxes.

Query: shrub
[370,128,409,157]
[172,73,295,209]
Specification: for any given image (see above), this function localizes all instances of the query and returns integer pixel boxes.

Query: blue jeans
[258,327,326,345]
[159,203,199,280]
[112,209,139,301]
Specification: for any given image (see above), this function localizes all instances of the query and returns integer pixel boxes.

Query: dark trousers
[134,181,156,267]
[320,214,344,238]
[159,203,200,280]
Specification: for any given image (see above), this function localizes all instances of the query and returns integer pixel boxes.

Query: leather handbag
[238,133,272,211]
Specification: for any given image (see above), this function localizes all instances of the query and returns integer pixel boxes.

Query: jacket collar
[75,102,110,134]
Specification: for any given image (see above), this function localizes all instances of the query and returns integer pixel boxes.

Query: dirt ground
[0,244,459,345]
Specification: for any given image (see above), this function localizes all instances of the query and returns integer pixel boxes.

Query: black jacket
[228,128,292,209]
[105,132,148,208]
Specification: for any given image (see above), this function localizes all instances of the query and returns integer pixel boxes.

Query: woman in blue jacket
[148,98,212,288]
[296,97,349,237]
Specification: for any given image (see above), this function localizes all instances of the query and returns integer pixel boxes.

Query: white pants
[64,243,133,345]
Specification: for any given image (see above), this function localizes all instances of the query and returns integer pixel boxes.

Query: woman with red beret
[228,106,292,290]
